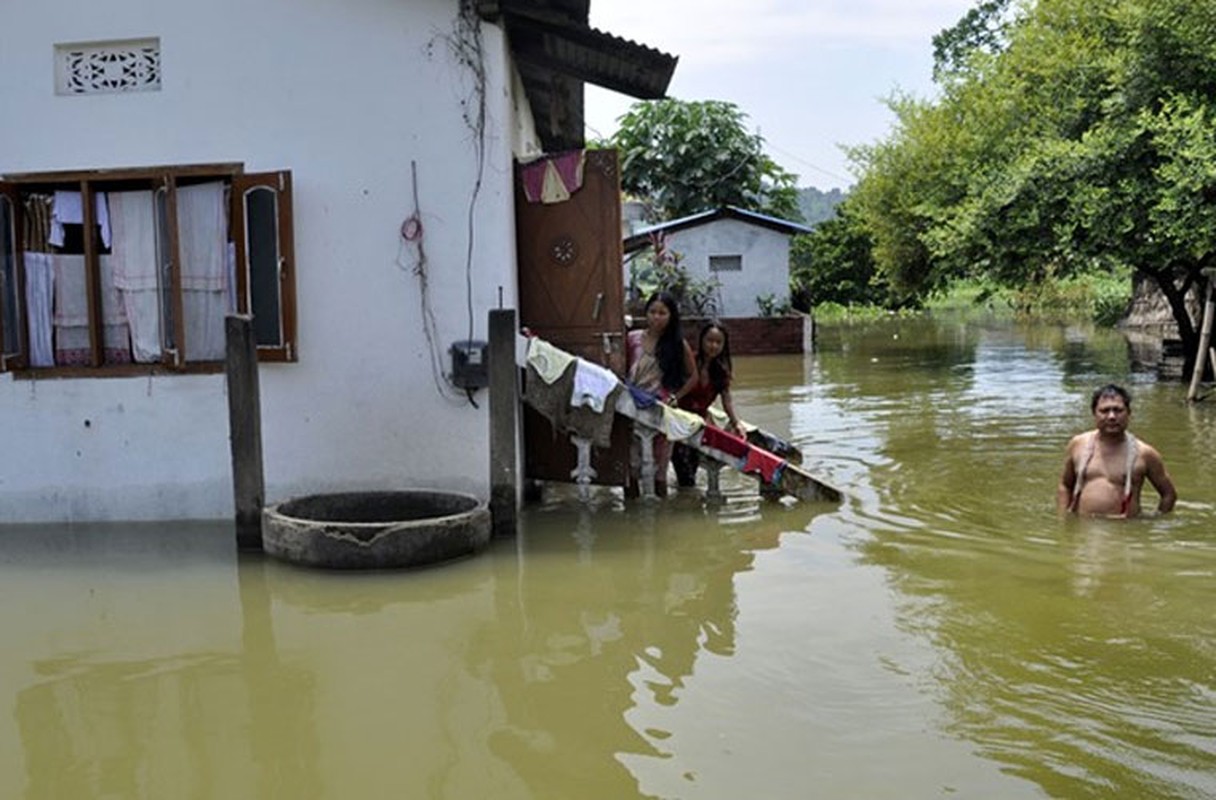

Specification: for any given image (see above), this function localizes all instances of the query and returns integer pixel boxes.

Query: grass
[815,269,1133,326]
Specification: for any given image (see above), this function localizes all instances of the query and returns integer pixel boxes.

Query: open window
[232,171,295,362]
[0,164,297,375]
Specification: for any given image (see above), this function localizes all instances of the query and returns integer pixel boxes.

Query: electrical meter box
[450,340,489,390]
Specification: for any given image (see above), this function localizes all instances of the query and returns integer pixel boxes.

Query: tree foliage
[932,0,1013,81]
[609,99,801,222]
[790,201,887,310]
[848,0,1216,364]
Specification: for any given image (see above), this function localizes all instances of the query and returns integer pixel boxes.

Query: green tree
[790,201,886,310]
[609,99,801,222]
[931,0,1014,81]
[849,0,1216,368]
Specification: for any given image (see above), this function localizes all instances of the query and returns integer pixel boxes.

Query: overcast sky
[585,0,977,190]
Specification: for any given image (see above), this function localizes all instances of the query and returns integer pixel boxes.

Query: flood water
[2,315,1215,799]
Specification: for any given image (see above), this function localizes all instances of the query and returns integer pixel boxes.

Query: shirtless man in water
[1057,384,1177,518]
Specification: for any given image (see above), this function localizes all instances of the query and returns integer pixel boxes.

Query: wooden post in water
[488,308,518,537]
[1187,271,1216,403]
[225,315,265,550]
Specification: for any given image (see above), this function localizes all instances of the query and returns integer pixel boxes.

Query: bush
[627,232,721,317]
[756,293,792,316]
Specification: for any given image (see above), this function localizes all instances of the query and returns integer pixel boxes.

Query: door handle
[592,292,604,321]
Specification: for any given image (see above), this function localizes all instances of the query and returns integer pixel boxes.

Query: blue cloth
[626,382,660,409]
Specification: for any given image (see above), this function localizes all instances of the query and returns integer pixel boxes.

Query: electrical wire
[398,159,465,405]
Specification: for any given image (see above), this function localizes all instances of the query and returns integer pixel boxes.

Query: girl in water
[671,320,743,487]
[626,291,697,495]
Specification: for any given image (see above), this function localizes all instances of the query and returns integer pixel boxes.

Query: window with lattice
[55,39,161,96]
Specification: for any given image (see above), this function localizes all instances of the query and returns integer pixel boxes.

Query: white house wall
[664,219,791,318]
[0,0,522,522]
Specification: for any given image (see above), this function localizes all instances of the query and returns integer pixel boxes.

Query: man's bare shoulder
[1064,431,1093,453]
[1136,438,1166,463]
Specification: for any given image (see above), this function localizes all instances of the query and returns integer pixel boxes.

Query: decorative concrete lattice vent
[55,38,161,95]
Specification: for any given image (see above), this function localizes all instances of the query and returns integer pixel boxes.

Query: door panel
[515,149,630,486]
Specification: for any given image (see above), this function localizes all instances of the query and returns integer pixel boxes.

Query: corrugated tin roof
[508,14,677,99]
[482,1,677,152]
[623,206,814,253]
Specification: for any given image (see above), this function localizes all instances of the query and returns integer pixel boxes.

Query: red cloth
[519,150,585,203]
[520,161,547,203]
[701,426,748,458]
[550,150,584,188]
[743,448,786,484]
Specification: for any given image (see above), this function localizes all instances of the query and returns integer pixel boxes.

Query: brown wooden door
[515,148,631,486]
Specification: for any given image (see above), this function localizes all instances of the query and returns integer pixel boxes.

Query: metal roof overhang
[490,6,677,152]
[505,10,677,100]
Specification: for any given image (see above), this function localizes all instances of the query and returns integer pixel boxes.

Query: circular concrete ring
[263,490,492,569]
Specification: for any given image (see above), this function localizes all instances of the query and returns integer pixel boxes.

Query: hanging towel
[550,150,585,193]
[520,160,548,204]
[519,150,586,204]
[659,405,705,441]
[52,255,126,326]
[524,361,577,428]
[52,254,130,365]
[54,323,131,365]
[526,337,575,384]
[22,252,55,367]
[49,190,111,249]
[122,290,162,363]
[571,358,620,412]
[109,190,162,361]
[177,181,228,291]
[23,195,53,253]
[525,360,620,448]
[564,381,622,448]
[109,190,159,290]
[743,448,787,484]
[701,426,749,458]
[515,332,531,367]
[177,183,230,361]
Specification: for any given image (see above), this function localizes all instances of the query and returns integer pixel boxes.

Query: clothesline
[520,334,792,487]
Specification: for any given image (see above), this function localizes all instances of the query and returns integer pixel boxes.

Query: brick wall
[628,314,813,355]
[682,315,811,355]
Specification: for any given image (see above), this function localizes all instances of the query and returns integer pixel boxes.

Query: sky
[585,0,977,191]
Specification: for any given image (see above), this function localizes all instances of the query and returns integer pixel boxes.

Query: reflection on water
[2,315,1214,799]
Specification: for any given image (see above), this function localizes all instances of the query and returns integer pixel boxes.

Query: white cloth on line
[177,182,230,361]
[182,291,228,361]
[109,190,159,291]
[109,190,162,361]
[52,254,126,326]
[52,254,130,363]
[177,182,228,291]
[570,358,620,412]
[49,191,111,249]
[515,332,531,368]
[22,252,55,367]
[122,290,162,363]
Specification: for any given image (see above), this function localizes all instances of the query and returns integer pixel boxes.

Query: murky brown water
[3,315,1214,799]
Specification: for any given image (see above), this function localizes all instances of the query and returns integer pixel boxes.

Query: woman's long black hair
[647,291,688,391]
[697,320,733,394]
